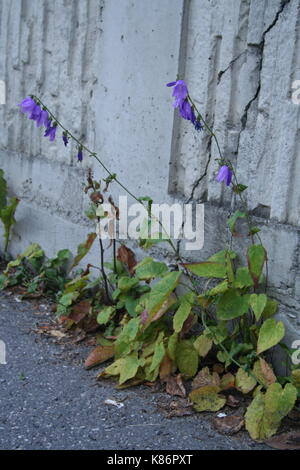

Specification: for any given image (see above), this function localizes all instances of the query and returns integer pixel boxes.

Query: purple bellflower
[17,96,37,114]
[62,133,69,147]
[44,122,57,142]
[167,80,203,131]
[166,79,188,108]
[77,147,83,162]
[216,165,232,186]
[18,97,50,129]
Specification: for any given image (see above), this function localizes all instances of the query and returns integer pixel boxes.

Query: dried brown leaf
[165,374,186,398]
[266,432,300,450]
[84,345,115,370]
[117,245,137,273]
[213,415,244,435]
[192,367,220,390]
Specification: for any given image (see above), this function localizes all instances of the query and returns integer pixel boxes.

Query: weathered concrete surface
[0,0,300,346]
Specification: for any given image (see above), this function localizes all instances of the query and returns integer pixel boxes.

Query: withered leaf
[84,345,115,370]
[159,354,174,381]
[117,245,137,273]
[69,300,91,324]
[266,432,300,450]
[165,374,186,398]
[226,394,240,408]
[192,367,220,390]
[213,415,244,435]
[220,372,235,390]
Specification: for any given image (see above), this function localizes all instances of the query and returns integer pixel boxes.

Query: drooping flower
[17,96,37,114]
[44,122,57,142]
[194,119,203,132]
[77,147,83,162]
[35,109,49,128]
[216,165,232,186]
[166,79,188,108]
[179,99,195,122]
[62,132,69,147]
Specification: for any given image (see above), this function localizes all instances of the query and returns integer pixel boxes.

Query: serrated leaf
[249,294,267,321]
[119,353,142,385]
[145,271,181,324]
[193,335,212,358]
[247,244,266,287]
[234,267,254,288]
[205,280,229,296]
[135,257,168,280]
[97,306,116,325]
[189,385,226,412]
[235,368,257,394]
[257,319,285,355]
[262,298,278,319]
[118,276,139,292]
[149,339,165,372]
[208,250,237,263]
[252,358,276,387]
[216,289,249,320]
[173,292,195,333]
[184,261,226,278]
[245,383,297,440]
[175,340,199,378]
[167,332,178,361]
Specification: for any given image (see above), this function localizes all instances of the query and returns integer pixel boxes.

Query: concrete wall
[0,0,300,342]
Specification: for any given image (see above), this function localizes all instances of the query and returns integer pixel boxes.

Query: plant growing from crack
[11,81,300,442]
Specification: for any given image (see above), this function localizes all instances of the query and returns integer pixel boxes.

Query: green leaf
[249,294,267,321]
[184,262,226,278]
[149,338,165,372]
[70,232,97,270]
[56,292,79,316]
[146,271,181,322]
[135,257,168,280]
[247,244,266,286]
[205,280,229,296]
[257,319,285,355]
[245,383,297,440]
[208,250,237,263]
[189,386,226,412]
[235,368,257,394]
[233,267,254,288]
[233,183,248,194]
[217,289,249,320]
[173,292,195,333]
[118,276,139,292]
[97,306,116,325]
[193,335,213,358]
[249,227,261,235]
[262,299,278,319]
[0,169,7,210]
[0,197,19,251]
[119,353,142,385]
[175,340,199,378]
[167,332,178,361]
[115,317,141,358]
[227,210,246,234]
